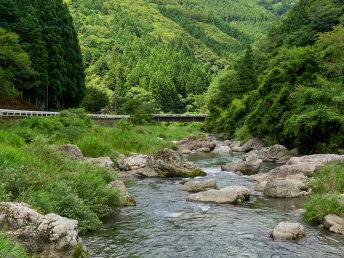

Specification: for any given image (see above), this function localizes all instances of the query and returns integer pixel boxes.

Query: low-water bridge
[0,109,207,123]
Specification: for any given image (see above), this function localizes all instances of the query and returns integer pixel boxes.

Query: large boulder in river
[148,148,206,177]
[178,135,216,151]
[251,154,344,184]
[244,144,290,163]
[324,214,344,235]
[263,179,309,198]
[109,180,136,206]
[271,222,306,240]
[118,149,205,178]
[0,202,85,258]
[242,138,265,152]
[221,158,262,175]
[186,186,250,204]
[180,179,217,193]
[56,144,84,160]
[86,156,114,168]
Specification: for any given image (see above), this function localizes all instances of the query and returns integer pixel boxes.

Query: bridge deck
[0,109,206,122]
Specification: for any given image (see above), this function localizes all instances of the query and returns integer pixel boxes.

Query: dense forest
[205,0,344,153]
[0,0,85,110]
[66,0,293,113]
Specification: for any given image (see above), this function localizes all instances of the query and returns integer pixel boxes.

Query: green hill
[66,0,294,113]
[206,0,344,153]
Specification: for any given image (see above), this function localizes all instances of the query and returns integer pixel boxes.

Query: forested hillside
[206,0,344,153]
[66,0,293,113]
[0,0,85,110]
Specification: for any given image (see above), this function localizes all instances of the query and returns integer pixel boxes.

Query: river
[85,152,344,257]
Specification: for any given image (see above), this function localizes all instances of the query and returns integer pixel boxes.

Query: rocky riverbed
[84,149,344,257]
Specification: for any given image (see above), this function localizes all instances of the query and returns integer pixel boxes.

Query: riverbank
[0,110,205,256]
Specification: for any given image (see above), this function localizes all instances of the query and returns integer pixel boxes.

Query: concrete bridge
[0,109,207,123]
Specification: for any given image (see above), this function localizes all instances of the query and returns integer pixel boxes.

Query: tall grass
[0,140,119,232]
[303,162,344,224]
[0,233,29,258]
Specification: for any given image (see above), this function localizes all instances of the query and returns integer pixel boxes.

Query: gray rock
[196,147,211,153]
[324,214,344,235]
[0,202,85,258]
[231,146,246,152]
[178,135,216,151]
[263,179,309,198]
[213,145,231,154]
[117,153,149,171]
[229,141,242,148]
[186,186,250,204]
[252,154,344,185]
[224,140,233,146]
[245,144,290,163]
[271,222,306,240]
[109,180,136,206]
[242,138,265,152]
[182,149,192,155]
[148,148,206,177]
[86,157,114,168]
[221,158,262,175]
[56,144,84,160]
[180,179,217,193]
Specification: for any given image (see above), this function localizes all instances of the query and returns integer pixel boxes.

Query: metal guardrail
[0,109,207,120]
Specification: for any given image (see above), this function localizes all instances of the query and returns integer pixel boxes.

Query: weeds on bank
[0,233,30,258]
[303,162,344,224]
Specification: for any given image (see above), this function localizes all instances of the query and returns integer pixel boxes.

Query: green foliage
[206,0,344,153]
[0,27,33,100]
[0,0,85,109]
[0,233,29,258]
[82,87,110,113]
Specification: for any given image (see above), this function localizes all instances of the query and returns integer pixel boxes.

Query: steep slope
[66,0,293,113]
[206,0,344,153]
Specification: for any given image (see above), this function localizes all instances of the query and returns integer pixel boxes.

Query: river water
[85,152,344,258]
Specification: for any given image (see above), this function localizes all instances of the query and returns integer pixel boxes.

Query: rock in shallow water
[118,148,205,178]
[263,179,309,198]
[109,180,136,206]
[0,202,85,258]
[178,135,216,152]
[180,179,217,193]
[244,144,290,163]
[324,214,344,235]
[221,158,262,175]
[186,186,250,204]
[251,154,344,195]
[271,222,306,240]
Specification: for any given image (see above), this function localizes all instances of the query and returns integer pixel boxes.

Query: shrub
[81,87,110,113]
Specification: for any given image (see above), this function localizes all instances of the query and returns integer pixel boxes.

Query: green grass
[303,162,344,224]
[0,233,30,258]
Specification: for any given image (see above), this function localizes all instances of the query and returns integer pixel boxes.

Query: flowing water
[85,152,344,258]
